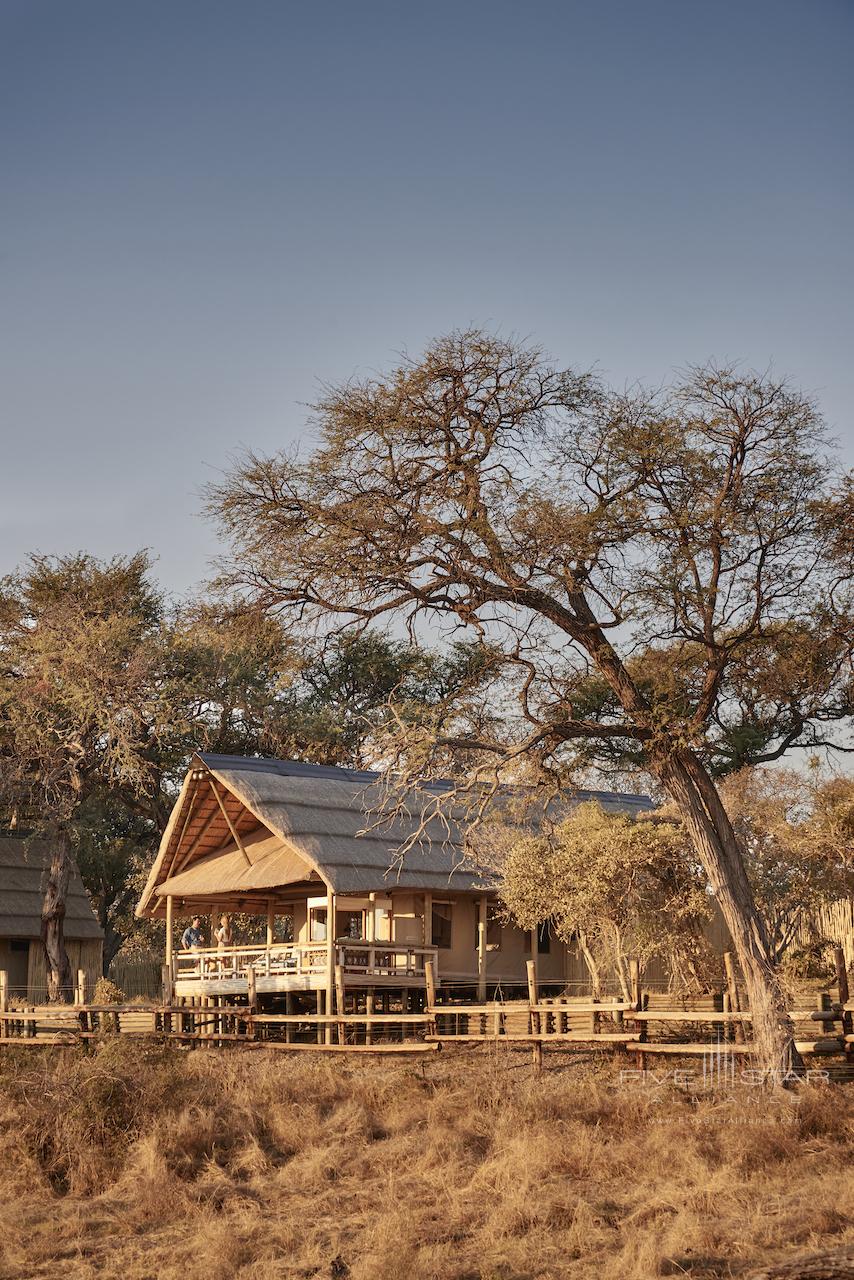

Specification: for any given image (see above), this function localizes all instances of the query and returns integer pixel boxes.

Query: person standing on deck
[214,914,233,948]
[181,916,205,950]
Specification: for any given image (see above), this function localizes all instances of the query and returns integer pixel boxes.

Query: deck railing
[173,941,438,984]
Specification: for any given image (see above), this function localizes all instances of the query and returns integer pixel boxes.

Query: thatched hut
[137,753,655,1009]
[0,835,103,1000]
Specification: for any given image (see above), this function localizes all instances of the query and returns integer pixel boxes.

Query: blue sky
[2,0,852,594]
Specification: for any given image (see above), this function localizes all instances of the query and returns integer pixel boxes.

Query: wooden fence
[2,951,853,1068]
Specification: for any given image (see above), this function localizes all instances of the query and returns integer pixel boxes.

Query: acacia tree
[208,331,854,1073]
[0,554,164,999]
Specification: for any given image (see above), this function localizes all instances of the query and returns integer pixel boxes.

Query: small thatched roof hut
[0,835,103,999]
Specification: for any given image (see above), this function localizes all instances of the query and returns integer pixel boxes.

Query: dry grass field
[0,1040,852,1280]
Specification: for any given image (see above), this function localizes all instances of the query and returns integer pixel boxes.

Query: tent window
[309,907,327,942]
[432,901,452,949]
[336,910,365,940]
[524,922,552,954]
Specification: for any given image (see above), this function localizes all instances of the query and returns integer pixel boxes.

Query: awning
[155,829,316,898]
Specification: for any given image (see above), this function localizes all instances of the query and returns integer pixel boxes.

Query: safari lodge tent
[0,835,103,1001]
[136,754,654,1012]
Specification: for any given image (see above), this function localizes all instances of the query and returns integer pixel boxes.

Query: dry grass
[0,1040,852,1280]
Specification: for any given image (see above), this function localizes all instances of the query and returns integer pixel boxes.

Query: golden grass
[0,1040,852,1279]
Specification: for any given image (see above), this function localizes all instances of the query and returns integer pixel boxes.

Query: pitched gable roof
[137,753,654,915]
[0,836,103,940]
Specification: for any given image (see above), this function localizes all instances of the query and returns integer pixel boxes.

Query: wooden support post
[165,895,174,970]
[835,947,852,1060]
[335,964,346,1046]
[316,990,324,1045]
[246,965,257,1042]
[75,968,86,1007]
[723,950,744,1043]
[161,963,174,1021]
[723,991,733,1044]
[425,960,437,1009]
[526,958,539,1035]
[532,1040,543,1072]
[477,894,488,1003]
[325,887,335,1046]
[285,991,293,1044]
[423,892,432,947]
[366,989,375,1045]
[0,971,7,1040]
[266,901,275,947]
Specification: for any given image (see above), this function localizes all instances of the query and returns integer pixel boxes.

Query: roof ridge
[197,752,654,804]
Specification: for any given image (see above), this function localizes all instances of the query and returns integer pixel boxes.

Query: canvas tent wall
[0,835,103,1000]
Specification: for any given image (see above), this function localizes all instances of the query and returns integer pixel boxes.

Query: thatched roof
[136,753,654,917]
[0,836,103,940]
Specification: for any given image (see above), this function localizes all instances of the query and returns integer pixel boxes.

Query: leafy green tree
[208,330,854,1073]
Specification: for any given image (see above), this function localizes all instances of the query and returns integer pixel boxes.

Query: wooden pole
[477,894,488,1002]
[208,776,251,867]
[425,959,437,1023]
[325,887,335,1046]
[316,990,323,1045]
[528,954,541,1066]
[165,895,174,969]
[285,991,293,1044]
[0,971,7,1040]
[526,958,539,1034]
[335,964,346,1046]
[423,892,432,947]
[266,901,275,948]
[75,968,86,1007]
[161,964,173,1031]
[366,989,375,1046]
[834,947,852,1060]
[723,950,744,1044]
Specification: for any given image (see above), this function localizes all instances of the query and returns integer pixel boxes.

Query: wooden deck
[172,939,439,998]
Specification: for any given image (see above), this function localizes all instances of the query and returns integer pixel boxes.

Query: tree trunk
[577,929,602,1000]
[653,748,802,1078]
[40,825,73,1003]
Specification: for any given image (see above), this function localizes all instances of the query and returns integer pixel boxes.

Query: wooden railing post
[0,970,8,1040]
[75,968,86,1007]
[526,957,540,1067]
[246,965,257,1041]
[424,960,436,1009]
[833,946,852,1046]
[335,964,346,1046]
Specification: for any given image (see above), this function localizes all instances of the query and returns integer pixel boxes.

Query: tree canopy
[208,329,854,1072]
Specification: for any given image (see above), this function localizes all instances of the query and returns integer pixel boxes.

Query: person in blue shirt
[180,917,205,950]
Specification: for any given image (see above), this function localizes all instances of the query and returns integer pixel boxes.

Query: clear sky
[2,0,852,595]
